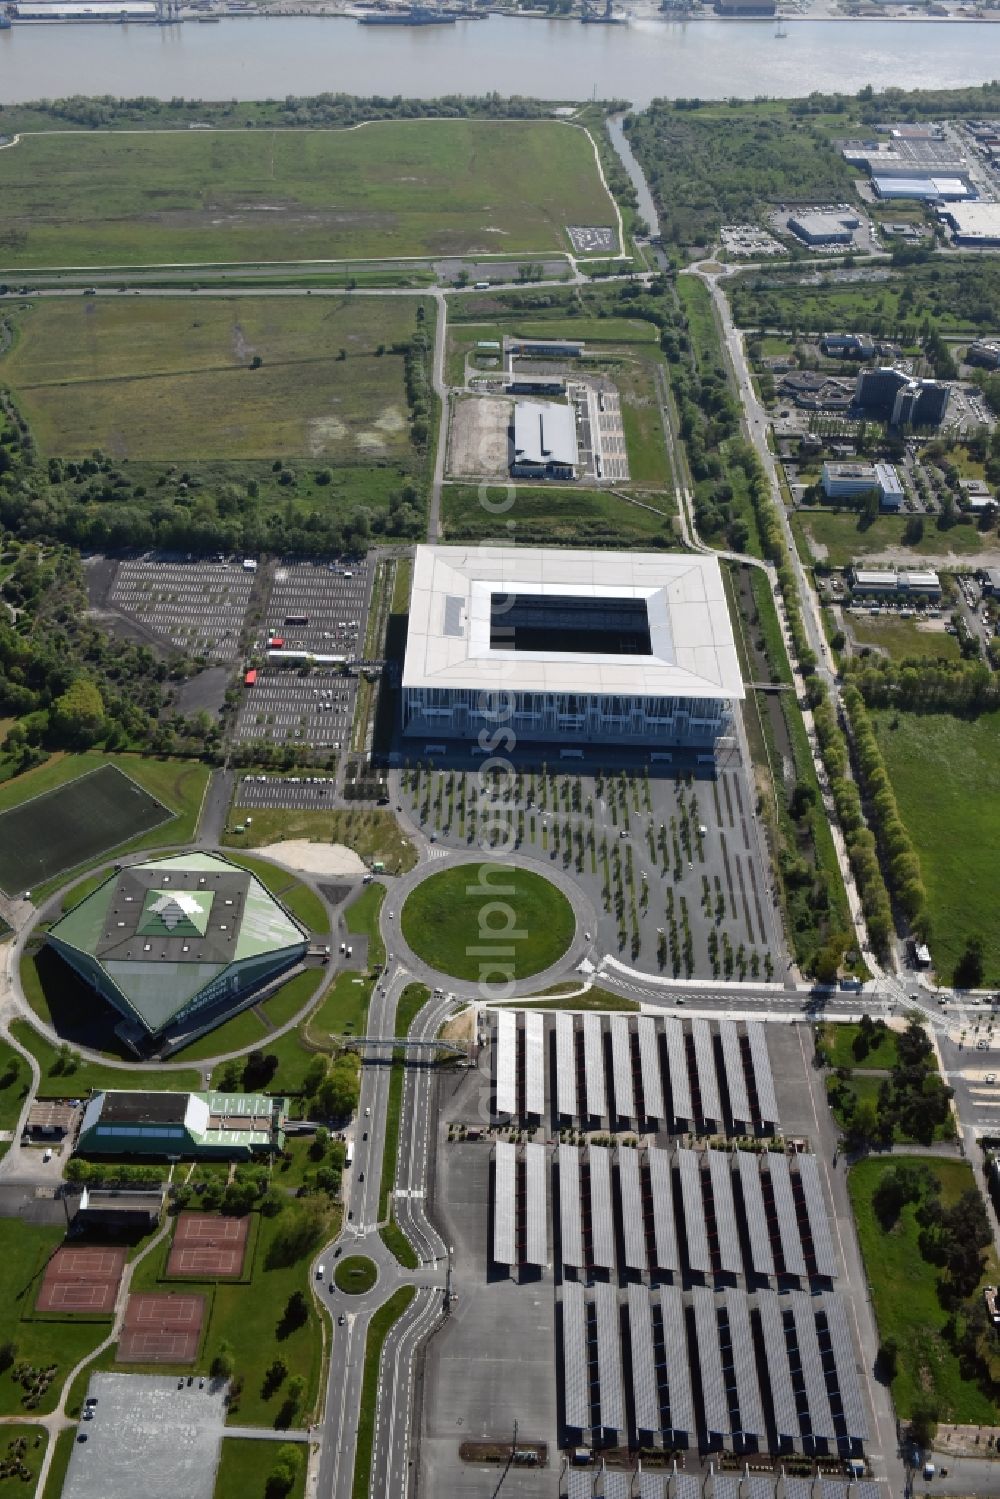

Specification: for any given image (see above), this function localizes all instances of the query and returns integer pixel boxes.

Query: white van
[315,1264,325,1280]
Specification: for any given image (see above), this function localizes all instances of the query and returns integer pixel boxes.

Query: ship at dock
[358,6,458,24]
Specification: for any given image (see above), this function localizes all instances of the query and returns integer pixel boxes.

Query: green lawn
[0,1041,30,1131]
[345,885,386,971]
[334,1256,377,1296]
[850,614,962,663]
[440,483,676,549]
[0,120,613,267]
[214,1437,306,1499]
[10,1017,202,1095]
[353,1287,415,1499]
[39,1430,72,1499]
[400,865,575,982]
[826,1072,952,1143]
[513,989,640,1012]
[874,710,1000,984]
[3,297,423,464]
[305,972,374,1043]
[0,1426,48,1496]
[794,509,991,569]
[0,752,211,901]
[379,1216,419,1271]
[817,1021,900,1070]
[224,854,330,935]
[223,808,416,875]
[0,1218,109,1415]
[849,1156,1000,1423]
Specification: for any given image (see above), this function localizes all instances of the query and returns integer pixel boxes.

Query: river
[1,14,998,108]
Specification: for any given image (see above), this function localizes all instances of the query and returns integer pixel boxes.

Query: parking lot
[235,772,340,811]
[109,557,255,663]
[583,383,629,483]
[566,225,617,255]
[258,558,373,658]
[233,670,355,753]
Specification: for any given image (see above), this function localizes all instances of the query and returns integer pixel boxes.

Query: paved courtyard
[62,1372,228,1499]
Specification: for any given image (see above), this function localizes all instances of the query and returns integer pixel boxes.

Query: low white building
[511,400,579,480]
[821,461,904,510]
[401,545,744,751]
[850,567,941,598]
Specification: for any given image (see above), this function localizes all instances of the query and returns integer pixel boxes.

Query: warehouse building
[821,462,904,510]
[967,339,1000,370]
[853,368,949,427]
[849,567,941,599]
[872,174,973,201]
[402,545,743,751]
[941,203,1000,248]
[77,1089,288,1160]
[787,211,859,246]
[46,852,309,1053]
[510,399,579,480]
[821,333,877,359]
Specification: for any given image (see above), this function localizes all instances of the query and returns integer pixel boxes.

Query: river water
[1,14,997,107]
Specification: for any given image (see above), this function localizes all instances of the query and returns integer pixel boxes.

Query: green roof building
[47,852,309,1053]
[77,1089,288,1159]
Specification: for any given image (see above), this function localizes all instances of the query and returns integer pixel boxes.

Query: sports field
[0,120,615,268]
[0,764,169,896]
[2,297,422,461]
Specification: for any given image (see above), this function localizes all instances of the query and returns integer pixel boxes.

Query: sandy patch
[257,840,366,877]
[374,405,406,434]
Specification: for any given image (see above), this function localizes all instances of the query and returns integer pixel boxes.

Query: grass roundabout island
[400,863,576,982]
[334,1255,378,1295]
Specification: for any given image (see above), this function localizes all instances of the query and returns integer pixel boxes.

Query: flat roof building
[942,203,1000,247]
[873,175,973,201]
[850,566,941,597]
[77,1089,287,1159]
[788,211,858,246]
[511,400,579,480]
[47,852,308,1053]
[854,367,949,427]
[874,462,905,512]
[402,544,743,751]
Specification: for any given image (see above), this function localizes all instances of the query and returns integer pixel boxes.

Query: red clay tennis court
[117,1291,206,1364]
[167,1213,249,1279]
[35,1246,126,1315]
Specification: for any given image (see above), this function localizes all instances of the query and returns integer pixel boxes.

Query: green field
[39,1430,72,1499]
[223,808,416,874]
[874,710,1000,984]
[334,1256,377,1296]
[817,1021,899,1071]
[0,763,169,897]
[214,1437,306,1499]
[345,884,386,971]
[400,865,575,982]
[11,1015,202,1094]
[441,484,676,548]
[3,297,424,462]
[0,121,613,268]
[305,972,374,1043]
[794,509,991,569]
[0,1427,47,1496]
[850,614,962,663]
[849,1156,1000,1423]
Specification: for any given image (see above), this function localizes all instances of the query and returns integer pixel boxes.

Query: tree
[309,1126,330,1162]
[49,677,105,748]
[210,1341,235,1380]
[954,934,986,990]
[280,1290,309,1333]
[265,1444,302,1498]
[262,1355,288,1398]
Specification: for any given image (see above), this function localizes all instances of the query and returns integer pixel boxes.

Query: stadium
[401,545,743,751]
[46,851,309,1054]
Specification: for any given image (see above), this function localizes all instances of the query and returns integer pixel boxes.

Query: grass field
[400,865,575,982]
[353,1286,415,1499]
[817,1021,899,1071]
[440,484,676,548]
[794,509,990,569]
[0,763,169,897]
[827,1072,953,1143]
[39,1430,72,1499]
[0,753,210,899]
[304,972,374,1043]
[334,1256,377,1295]
[345,885,386,971]
[873,709,1000,984]
[214,1437,306,1499]
[0,1218,109,1415]
[0,121,612,268]
[224,808,416,874]
[0,1426,47,1496]
[849,1156,1000,1423]
[0,1042,28,1132]
[850,614,962,663]
[514,988,640,1012]
[3,297,423,462]
[10,1015,201,1094]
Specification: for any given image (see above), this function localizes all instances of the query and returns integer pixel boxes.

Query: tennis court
[35,1246,126,1315]
[167,1213,250,1280]
[117,1292,205,1365]
[0,764,171,895]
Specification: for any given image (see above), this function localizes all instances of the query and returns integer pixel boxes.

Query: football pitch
[0,764,171,895]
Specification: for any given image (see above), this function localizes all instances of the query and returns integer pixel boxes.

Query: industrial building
[821,333,876,360]
[46,852,309,1052]
[510,399,579,480]
[849,567,941,599]
[967,339,1000,370]
[821,462,904,510]
[853,367,949,427]
[872,174,973,201]
[11,2,157,16]
[787,210,859,246]
[401,545,743,751]
[77,1088,288,1160]
[941,203,1000,248]
[714,0,776,12]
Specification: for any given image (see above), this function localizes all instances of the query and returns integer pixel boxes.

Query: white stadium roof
[403,545,744,702]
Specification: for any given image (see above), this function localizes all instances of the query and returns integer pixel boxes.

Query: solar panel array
[524,1142,548,1268]
[637,1016,665,1121]
[604,1472,630,1499]
[594,1282,625,1435]
[757,1290,800,1443]
[556,1011,577,1120]
[559,1143,585,1269]
[659,1284,695,1436]
[711,1476,741,1499]
[747,1021,780,1126]
[797,1152,838,1279]
[691,1285,729,1437]
[722,1288,766,1440]
[768,1152,808,1278]
[736,1151,775,1278]
[524,1011,545,1117]
[566,1472,591,1499]
[589,1146,616,1271]
[628,1283,662,1435]
[561,1281,591,1431]
[610,1014,636,1122]
[649,1148,679,1273]
[618,1147,648,1273]
[583,1013,607,1120]
[495,1009,517,1116]
[821,1293,868,1441]
[673,1477,701,1499]
[664,1016,693,1123]
[692,1018,722,1125]
[639,1474,668,1499]
[790,1290,836,1441]
[707,1149,743,1277]
[719,1018,751,1125]
[677,1148,712,1274]
[493,1141,516,1266]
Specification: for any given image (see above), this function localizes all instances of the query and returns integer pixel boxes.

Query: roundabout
[398,862,576,983]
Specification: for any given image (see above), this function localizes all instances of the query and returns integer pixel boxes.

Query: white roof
[946,203,1000,237]
[512,400,578,469]
[403,545,744,702]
